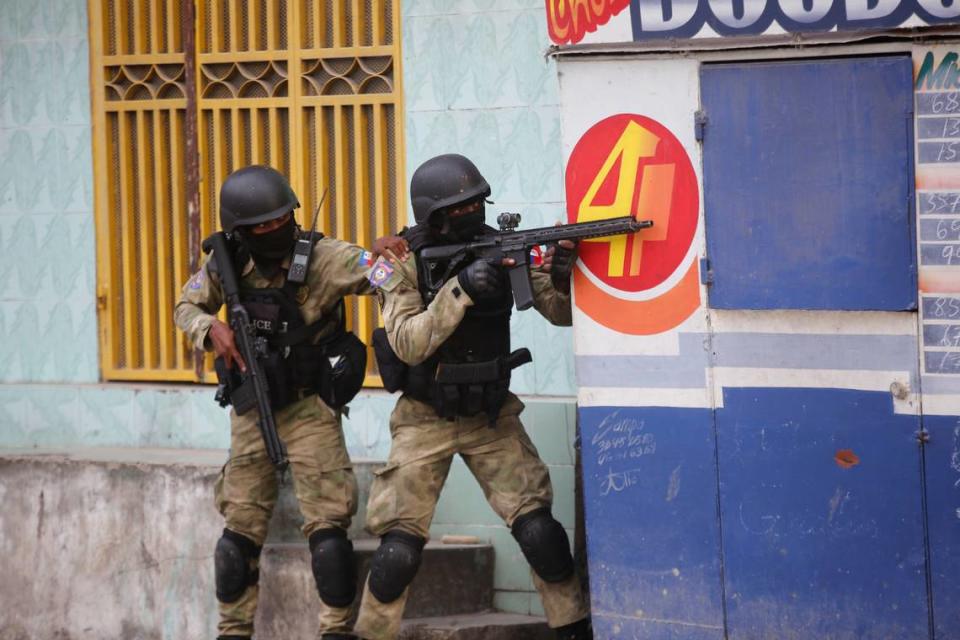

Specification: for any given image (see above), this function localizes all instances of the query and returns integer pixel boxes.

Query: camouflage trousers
[214,393,359,637]
[353,393,589,640]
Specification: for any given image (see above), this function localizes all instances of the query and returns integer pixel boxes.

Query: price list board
[921,295,960,374]
[918,191,960,266]
[917,90,960,268]
[917,82,960,269]
[917,83,960,375]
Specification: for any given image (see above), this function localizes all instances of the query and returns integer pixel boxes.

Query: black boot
[554,616,593,640]
[321,634,357,639]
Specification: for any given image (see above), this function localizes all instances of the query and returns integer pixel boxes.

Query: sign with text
[546,0,960,45]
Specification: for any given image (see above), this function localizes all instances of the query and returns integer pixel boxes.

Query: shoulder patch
[188,269,205,290]
[343,246,375,269]
[367,256,400,291]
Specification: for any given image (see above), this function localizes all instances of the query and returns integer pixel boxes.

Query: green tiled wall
[0,0,97,384]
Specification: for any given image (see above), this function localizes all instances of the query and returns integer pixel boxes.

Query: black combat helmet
[410,154,491,226]
[219,165,300,233]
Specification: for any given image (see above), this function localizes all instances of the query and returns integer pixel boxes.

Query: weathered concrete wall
[0,449,222,639]
[0,449,547,639]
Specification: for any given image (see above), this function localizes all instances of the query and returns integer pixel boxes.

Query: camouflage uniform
[175,238,376,637]
[353,257,589,640]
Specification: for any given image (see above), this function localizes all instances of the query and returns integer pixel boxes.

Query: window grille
[90,0,405,384]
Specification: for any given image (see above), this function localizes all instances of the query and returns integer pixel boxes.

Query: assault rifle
[419,214,653,310]
[202,231,288,472]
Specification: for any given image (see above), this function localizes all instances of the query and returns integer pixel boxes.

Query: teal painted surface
[0,0,97,384]
[0,384,397,460]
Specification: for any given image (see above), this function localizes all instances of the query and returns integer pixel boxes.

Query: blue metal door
[700,56,930,638]
[701,56,917,311]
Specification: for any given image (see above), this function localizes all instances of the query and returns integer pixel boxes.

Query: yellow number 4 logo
[578,121,675,277]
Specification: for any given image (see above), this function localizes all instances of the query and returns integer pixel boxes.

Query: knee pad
[367,530,427,604]
[308,528,357,608]
[511,508,574,583]
[215,529,262,603]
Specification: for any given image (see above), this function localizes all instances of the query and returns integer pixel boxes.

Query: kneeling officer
[174,165,401,640]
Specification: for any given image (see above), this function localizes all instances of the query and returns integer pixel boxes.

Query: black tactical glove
[546,240,577,294]
[457,259,501,300]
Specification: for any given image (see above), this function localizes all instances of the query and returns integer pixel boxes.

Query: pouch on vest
[214,356,258,415]
[431,348,532,422]
[372,328,407,393]
[317,328,367,409]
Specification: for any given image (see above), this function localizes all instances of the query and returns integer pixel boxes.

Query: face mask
[440,204,485,241]
[239,216,297,277]
[240,216,297,260]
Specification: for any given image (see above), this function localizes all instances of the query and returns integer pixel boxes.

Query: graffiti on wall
[566,114,700,334]
[548,0,960,45]
[916,48,960,376]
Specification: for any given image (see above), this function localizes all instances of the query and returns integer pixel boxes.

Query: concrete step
[399,612,553,640]
[256,539,495,634]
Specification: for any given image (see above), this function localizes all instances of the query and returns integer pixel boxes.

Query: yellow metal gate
[90,0,405,383]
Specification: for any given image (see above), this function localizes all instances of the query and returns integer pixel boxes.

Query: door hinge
[695,110,708,142]
[700,257,713,284]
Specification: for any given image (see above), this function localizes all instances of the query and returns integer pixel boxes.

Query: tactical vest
[382,224,530,421]
[237,280,341,410]
[212,240,366,413]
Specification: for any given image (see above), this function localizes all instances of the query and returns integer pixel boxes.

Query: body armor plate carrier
[214,244,366,413]
[373,225,530,422]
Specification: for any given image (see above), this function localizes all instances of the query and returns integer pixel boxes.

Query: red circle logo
[566,114,698,293]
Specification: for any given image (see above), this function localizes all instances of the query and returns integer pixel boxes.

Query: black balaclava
[238,215,297,278]
[437,202,486,242]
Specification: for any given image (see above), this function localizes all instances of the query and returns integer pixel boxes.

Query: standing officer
[353,154,592,640]
[175,165,403,640]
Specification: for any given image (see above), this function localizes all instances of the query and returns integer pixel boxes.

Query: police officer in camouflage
[175,165,401,640]
[353,154,592,640]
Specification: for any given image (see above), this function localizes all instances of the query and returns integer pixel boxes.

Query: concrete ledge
[0,447,383,541]
[0,448,222,639]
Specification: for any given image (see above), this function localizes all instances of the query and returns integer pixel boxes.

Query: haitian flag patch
[368,257,396,288]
